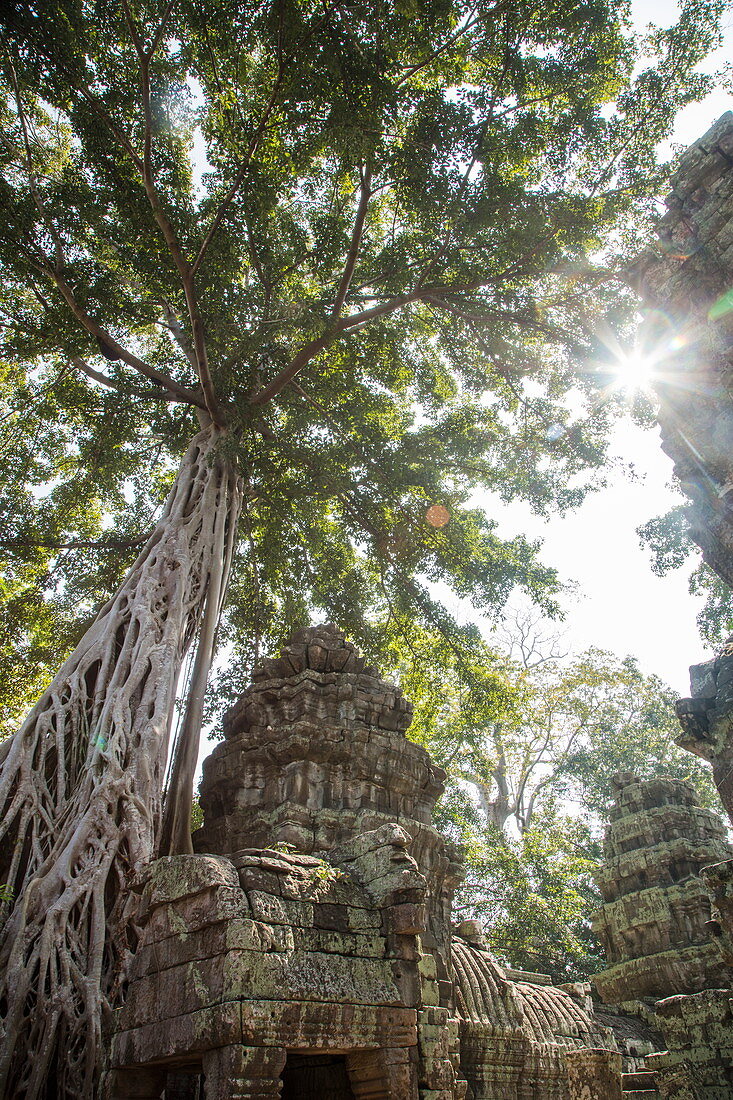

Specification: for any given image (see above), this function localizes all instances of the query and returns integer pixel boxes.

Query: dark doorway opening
[163,1067,204,1100]
[280,1053,356,1099]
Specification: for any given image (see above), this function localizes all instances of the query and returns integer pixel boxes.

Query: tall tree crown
[0,0,725,727]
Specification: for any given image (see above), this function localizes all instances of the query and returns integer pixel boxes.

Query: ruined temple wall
[634,111,733,592]
[592,774,732,1005]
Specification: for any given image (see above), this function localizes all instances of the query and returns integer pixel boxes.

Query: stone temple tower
[194,621,464,981]
[592,772,733,1005]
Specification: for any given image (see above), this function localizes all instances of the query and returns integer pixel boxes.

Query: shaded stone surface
[677,642,733,822]
[632,112,733,821]
[633,112,733,594]
[592,773,732,1004]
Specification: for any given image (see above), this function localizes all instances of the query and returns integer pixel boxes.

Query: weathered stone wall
[647,990,733,1099]
[592,773,732,1004]
[676,642,733,821]
[107,827,460,1099]
[194,623,463,977]
[634,111,733,591]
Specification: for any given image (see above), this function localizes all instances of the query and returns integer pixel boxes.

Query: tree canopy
[394,621,720,981]
[1,0,726,735]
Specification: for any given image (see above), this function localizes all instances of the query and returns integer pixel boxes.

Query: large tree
[0,0,725,1094]
[394,622,719,980]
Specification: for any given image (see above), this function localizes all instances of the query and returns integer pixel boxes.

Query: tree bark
[0,425,242,1099]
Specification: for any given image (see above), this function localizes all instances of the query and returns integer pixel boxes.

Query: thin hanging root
[0,426,243,1099]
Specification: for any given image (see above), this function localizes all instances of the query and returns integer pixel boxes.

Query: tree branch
[160,300,198,373]
[121,2,224,426]
[46,268,206,407]
[248,331,336,407]
[331,166,372,319]
[191,76,285,276]
[0,534,152,551]
[69,356,174,402]
[8,59,65,270]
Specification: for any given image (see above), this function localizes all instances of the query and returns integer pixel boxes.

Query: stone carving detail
[592,772,732,1004]
[700,857,733,967]
[194,623,460,961]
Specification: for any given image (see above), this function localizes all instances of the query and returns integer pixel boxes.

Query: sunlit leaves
[0,0,727,725]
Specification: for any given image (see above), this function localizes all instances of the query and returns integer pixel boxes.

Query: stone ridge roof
[451,939,616,1049]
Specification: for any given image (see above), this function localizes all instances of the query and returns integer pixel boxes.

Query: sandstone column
[202,1045,285,1099]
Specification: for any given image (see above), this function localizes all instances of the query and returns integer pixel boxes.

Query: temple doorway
[280,1052,356,1098]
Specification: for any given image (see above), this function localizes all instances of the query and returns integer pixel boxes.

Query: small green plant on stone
[304,860,346,896]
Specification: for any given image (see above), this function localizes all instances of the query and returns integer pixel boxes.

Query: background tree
[639,504,733,649]
[390,618,720,979]
[0,0,727,1093]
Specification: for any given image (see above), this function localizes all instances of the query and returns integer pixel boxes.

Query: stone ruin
[593,773,732,1004]
[630,110,733,1099]
[99,115,733,1100]
[634,111,733,824]
[104,624,639,1100]
[591,772,733,1099]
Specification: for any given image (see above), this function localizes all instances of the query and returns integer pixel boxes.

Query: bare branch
[0,534,153,551]
[160,300,198,372]
[46,268,206,407]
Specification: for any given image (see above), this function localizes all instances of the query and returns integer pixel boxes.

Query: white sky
[470,0,733,696]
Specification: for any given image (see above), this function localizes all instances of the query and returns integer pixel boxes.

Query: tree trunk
[0,425,242,1099]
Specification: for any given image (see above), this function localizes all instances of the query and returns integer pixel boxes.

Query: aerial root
[0,425,242,1098]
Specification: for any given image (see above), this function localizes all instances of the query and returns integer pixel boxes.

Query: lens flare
[612,348,656,391]
[426,504,450,528]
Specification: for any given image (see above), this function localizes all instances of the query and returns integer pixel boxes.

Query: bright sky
[476,0,733,695]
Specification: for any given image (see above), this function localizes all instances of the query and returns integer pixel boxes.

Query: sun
[612,348,657,391]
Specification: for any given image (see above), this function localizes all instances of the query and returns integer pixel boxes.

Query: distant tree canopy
[639,505,733,648]
[389,619,720,980]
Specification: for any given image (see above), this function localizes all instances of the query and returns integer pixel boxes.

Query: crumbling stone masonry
[105,625,624,1099]
[633,108,733,1100]
[591,773,733,1100]
[592,772,732,1004]
[634,111,733,822]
